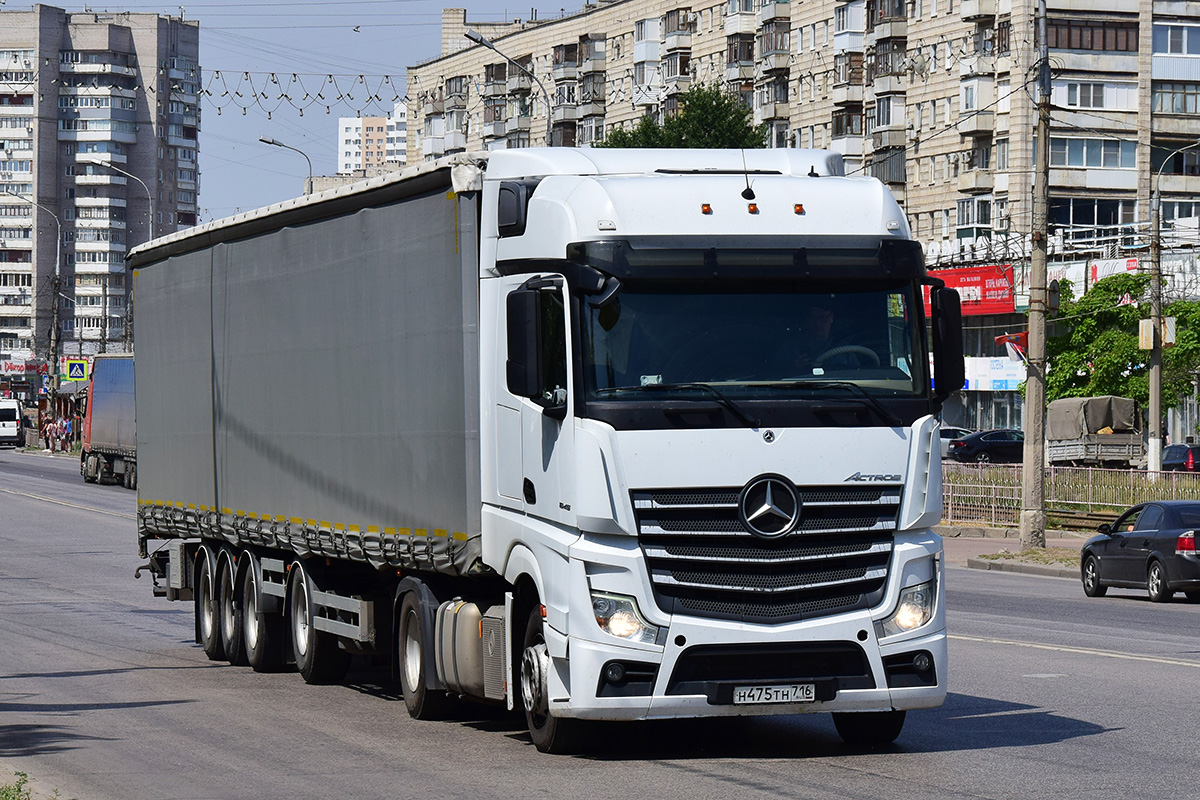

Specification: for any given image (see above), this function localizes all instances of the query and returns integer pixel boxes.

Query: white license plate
[733,684,816,705]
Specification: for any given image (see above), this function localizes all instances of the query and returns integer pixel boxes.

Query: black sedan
[948,429,1024,463]
[1081,501,1200,602]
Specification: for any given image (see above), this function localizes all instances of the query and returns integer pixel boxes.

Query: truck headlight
[591,591,658,644]
[876,577,937,639]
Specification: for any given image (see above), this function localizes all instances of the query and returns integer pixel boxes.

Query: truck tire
[196,550,225,661]
[83,453,99,483]
[832,710,906,745]
[218,554,248,666]
[242,557,285,672]
[288,563,350,684]
[521,606,586,754]
[126,462,137,490]
[397,591,456,719]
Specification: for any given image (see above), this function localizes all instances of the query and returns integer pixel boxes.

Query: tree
[1045,272,1200,412]
[594,84,768,149]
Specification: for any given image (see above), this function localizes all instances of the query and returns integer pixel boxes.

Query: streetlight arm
[463,30,553,147]
[259,136,313,193]
[83,157,155,241]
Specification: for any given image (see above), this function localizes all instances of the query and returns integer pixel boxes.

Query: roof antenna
[740,149,755,200]
[808,165,819,177]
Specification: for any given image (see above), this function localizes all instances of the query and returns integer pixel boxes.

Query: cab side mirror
[931,287,965,403]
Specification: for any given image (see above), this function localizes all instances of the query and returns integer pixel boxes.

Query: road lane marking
[951,633,1200,669]
[0,487,136,520]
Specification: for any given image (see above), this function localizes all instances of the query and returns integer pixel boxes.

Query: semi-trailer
[131,148,964,752]
[81,353,137,488]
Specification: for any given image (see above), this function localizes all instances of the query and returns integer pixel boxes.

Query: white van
[0,398,21,446]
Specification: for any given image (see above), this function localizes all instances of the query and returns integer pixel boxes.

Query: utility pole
[1019,0,1051,550]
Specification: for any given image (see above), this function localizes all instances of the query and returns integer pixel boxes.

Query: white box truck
[131,149,964,752]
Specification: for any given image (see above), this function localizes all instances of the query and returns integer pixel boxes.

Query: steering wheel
[814,345,880,368]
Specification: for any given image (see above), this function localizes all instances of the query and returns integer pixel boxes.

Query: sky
[42,1,578,220]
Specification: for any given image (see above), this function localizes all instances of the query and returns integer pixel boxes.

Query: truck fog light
[876,577,937,638]
[590,591,659,644]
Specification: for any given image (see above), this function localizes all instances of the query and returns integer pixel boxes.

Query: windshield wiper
[594,382,760,428]
[773,380,904,427]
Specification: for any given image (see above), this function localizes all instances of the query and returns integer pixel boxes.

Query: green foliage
[1045,272,1200,411]
[594,83,768,149]
[0,772,32,800]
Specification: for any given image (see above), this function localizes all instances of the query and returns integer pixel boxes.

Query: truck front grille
[632,484,900,624]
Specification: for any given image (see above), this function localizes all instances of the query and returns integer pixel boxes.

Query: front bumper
[549,532,948,721]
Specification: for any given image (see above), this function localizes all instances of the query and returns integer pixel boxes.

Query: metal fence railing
[942,463,1200,527]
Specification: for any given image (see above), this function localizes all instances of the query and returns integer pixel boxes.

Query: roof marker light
[747,203,759,214]
[701,203,712,215]
[794,204,805,215]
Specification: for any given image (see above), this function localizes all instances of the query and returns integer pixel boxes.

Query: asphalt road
[3,448,1199,799]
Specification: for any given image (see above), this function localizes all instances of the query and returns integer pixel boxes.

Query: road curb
[965,556,1078,579]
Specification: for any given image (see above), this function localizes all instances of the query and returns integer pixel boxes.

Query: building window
[995,138,1009,170]
[1153,82,1200,114]
[1067,82,1104,108]
[1049,137,1137,168]
[1153,24,1200,55]
[1045,20,1138,52]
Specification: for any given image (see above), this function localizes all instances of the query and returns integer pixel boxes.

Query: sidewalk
[937,523,1087,579]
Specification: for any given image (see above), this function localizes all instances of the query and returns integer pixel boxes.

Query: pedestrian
[63,416,73,451]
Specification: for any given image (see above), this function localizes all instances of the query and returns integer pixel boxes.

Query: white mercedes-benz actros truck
[131,148,964,753]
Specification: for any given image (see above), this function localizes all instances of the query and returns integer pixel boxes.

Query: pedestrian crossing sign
[66,360,88,381]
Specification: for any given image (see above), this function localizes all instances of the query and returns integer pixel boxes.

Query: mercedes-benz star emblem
[738,475,801,538]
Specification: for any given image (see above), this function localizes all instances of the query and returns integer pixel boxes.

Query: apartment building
[336,105,407,173]
[0,5,199,368]
[409,2,1200,431]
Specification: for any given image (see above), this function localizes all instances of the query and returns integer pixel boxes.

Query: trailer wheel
[242,558,284,672]
[126,462,137,491]
[832,710,907,745]
[397,591,456,720]
[196,551,225,661]
[83,453,99,483]
[218,554,248,666]
[521,606,586,754]
[288,563,350,684]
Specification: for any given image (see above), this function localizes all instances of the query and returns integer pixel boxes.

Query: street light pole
[1148,137,1200,471]
[464,29,554,147]
[3,190,62,425]
[84,158,154,242]
[259,136,314,195]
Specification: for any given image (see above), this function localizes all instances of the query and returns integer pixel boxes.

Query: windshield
[581,281,925,401]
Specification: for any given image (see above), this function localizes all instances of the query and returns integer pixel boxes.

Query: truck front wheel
[288,563,350,684]
[832,710,906,745]
[520,606,586,754]
[397,591,455,719]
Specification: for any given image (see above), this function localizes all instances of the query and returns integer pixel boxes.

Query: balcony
[580,52,606,74]
[74,197,126,208]
[726,63,755,81]
[872,74,906,95]
[758,1,790,24]
[444,131,467,151]
[509,115,532,132]
[956,110,994,136]
[959,56,994,78]
[421,99,444,116]
[958,168,994,194]
[833,31,865,54]
[420,136,445,157]
[75,174,127,186]
[828,136,865,157]
[960,0,996,19]
[75,239,127,253]
[482,81,506,98]
[832,84,863,105]
[872,125,907,149]
[870,18,906,39]
[725,10,756,35]
[552,63,578,82]
[757,101,789,121]
[552,105,578,123]
[578,97,606,118]
[1158,174,1200,195]
[663,30,692,52]
[507,74,532,93]
[444,93,467,111]
[633,85,661,106]
[760,52,789,73]
[59,62,137,77]
[483,120,507,139]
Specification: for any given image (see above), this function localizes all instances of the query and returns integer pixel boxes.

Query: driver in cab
[791,300,869,374]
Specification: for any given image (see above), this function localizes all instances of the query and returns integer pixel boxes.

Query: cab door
[503,276,575,529]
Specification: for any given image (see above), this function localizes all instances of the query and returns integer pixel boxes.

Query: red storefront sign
[923,265,1015,317]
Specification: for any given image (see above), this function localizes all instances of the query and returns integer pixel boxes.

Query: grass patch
[0,772,32,800]
[977,546,1080,567]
